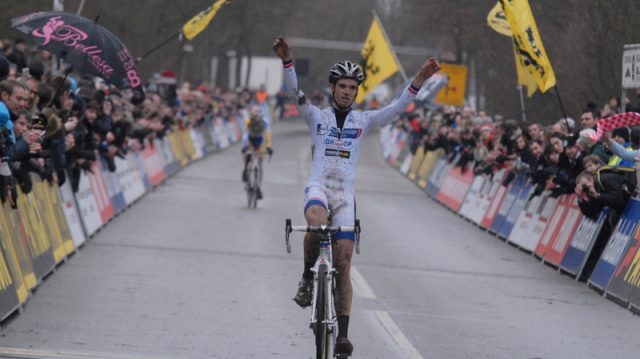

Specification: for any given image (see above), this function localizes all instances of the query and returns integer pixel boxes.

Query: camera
[582,184,590,193]
[30,112,48,130]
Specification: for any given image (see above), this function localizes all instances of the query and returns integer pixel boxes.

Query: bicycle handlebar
[285,218,361,254]
[290,225,357,233]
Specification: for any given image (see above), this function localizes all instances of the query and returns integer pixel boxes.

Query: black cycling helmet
[328,61,364,85]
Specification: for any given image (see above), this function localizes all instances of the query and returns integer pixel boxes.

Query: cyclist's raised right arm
[273,37,318,123]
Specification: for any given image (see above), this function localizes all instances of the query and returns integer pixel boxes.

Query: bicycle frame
[285,219,361,358]
[245,151,262,208]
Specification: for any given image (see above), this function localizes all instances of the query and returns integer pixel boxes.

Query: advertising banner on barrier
[589,199,640,291]
[0,203,38,292]
[381,125,405,164]
[16,189,56,280]
[99,158,126,215]
[426,158,451,197]
[142,143,167,186]
[32,180,66,263]
[209,117,229,150]
[417,150,442,188]
[226,117,242,144]
[388,130,408,166]
[482,180,510,230]
[508,191,557,252]
[157,138,180,177]
[0,202,34,299]
[87,161,114,223]
[189,128,205,159]
[76,170,104,237]
[36,180,75,260]
[606,223,640,306]
[58,181,87,247]
[459,175,487,222]
[115,156,146,206]
[407,147,425,180]
[462,170,507,225]
[380,125,396,162]
[560,210,606,277]
[508,193,545,250]
[494,179,533,239]
[132,151,152,192]
[198,121,215,154]
[474,170,507,226]
[436,164,474,212]
[180,129,197,162]
[0,247,20,321]
[535,195,571,259]
[399,152,414,174]
[168,132,188,167]
[541,195,584,266]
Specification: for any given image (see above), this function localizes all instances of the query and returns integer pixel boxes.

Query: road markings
[374,311,424,359]
[351,266,376,299]
[0,347,172,359]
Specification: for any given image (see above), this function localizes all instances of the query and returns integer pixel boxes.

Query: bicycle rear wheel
[315,264,329,359]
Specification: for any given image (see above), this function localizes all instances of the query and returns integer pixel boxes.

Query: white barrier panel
[99,160,126,214]
[211,117,230,150]
[58,181,87,247]
[115,156,146,206]
[76,171,103,237]
[508,193,548,251]
[189,128,205,159]
[459,175,487,222]
[399,153,414,174]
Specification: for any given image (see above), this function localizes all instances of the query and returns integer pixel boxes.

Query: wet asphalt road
[0,120,638,359]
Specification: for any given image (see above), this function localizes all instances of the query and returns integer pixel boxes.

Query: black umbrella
[11,11,142,90]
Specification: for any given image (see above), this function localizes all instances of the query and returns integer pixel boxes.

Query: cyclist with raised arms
[273,36,439,356]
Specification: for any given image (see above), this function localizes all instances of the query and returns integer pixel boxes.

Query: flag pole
[371,10,408,82]
[136,31,181,63]
[517,85,527,123]
[553,85,570,130]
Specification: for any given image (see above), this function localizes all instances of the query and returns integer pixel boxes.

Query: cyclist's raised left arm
[367,58,440,129]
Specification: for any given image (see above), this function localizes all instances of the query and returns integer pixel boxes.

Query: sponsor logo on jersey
[327,127,363,139]
[317,123,331,135]
[324,138,353,148]
[325,148,351,158]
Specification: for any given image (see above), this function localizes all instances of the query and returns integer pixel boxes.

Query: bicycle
[245,150,262,208]
[285,216,361,359]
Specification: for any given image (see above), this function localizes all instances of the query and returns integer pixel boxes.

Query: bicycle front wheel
[315,264,329,359]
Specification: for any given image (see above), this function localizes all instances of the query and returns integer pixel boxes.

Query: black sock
[337,315,349,339]
[303,261,314,280]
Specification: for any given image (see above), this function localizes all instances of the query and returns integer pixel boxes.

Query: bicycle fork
[309,244,337,330]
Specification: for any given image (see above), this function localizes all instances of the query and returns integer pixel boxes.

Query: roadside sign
[435,64,468,106]
[622,44,640,89]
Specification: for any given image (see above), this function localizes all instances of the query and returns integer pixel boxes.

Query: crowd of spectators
[0,37,259,208]
[392,95,640,279]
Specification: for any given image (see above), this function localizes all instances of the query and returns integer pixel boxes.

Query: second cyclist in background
[241,112,273,200]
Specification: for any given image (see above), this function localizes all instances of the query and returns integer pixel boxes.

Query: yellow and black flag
[499,0,556,93]
[487,2,538,97]
[182,0,228,41]
[356,15,401,104]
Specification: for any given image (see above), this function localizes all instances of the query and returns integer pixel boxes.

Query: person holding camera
[574,169,634,225]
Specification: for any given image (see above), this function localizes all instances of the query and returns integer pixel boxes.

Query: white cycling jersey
[283,61,419,195]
